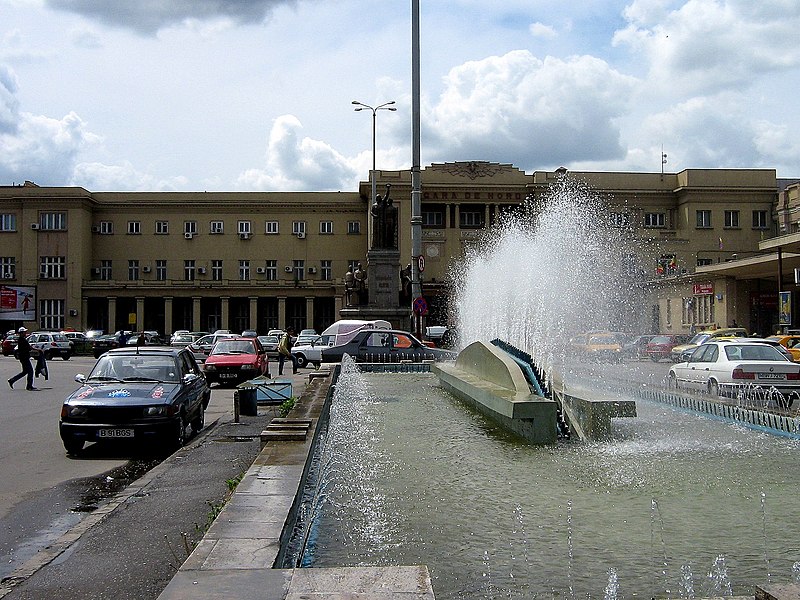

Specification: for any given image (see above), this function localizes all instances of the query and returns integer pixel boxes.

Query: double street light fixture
[352,100,397,221]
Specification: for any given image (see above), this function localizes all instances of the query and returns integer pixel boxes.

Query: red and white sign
[693,282,713,295]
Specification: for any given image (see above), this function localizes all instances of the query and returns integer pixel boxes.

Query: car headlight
[144,406,177,416]
[62,405,88,418]
[204,364,216,371]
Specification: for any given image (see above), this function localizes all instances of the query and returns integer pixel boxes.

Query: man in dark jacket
[8,327,35,390]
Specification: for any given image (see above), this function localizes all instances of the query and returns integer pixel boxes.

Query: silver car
[28,331,73,360]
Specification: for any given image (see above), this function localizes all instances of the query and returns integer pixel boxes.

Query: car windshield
[88,354,180,382]
[724,344,786,361]
[649,336,671,344]
[688,333,710,345]
[211,340,256,355]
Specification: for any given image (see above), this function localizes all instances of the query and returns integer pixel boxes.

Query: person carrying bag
[8,327,36,391]
[278,327,298,375]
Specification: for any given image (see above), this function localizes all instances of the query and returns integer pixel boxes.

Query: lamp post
[352,100,396,244]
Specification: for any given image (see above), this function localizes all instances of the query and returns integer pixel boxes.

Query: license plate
[98,428,134,438]
[219,373,237,379]
[758,373,785,380]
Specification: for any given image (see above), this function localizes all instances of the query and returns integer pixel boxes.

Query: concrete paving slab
[158,568,291,600]
[194,537,282,570]
[287,566,435,598]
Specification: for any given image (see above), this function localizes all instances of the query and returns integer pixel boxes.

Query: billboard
[0,285,36,321]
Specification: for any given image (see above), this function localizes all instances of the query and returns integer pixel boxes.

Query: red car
[2,333,18,356]
[646,334,691,362]
[202,336,269,386]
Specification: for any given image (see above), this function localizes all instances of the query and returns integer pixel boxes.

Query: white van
[321,319,391,348]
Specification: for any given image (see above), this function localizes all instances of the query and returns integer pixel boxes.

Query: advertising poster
[779,291,792,326]
[0,285,36,321]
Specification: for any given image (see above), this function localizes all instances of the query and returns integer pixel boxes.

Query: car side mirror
[183,373,198,384]
[75,374,86,383]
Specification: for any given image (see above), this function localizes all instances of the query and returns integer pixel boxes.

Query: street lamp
[352,100,396,241]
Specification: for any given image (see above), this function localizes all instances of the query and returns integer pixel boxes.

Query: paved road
[0,351,308,597]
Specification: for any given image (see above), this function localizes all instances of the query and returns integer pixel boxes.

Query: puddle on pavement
[71,458,161,513]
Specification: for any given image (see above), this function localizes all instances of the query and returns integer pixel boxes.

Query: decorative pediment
[429,161,515,180]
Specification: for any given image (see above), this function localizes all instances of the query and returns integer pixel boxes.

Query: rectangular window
[211,259,223,281]
[724,210,740,228]
[422,204,445,227]
[292,221,306,235]
[293,259,305,280]
[156,259,167,281]
[100,260,112,281]
[99,220,113,234]
[459,208,484,228]
[319,221,333,235]
[265,260,277,281]
[753,210,768,229]
[127,221,141,235]
[265,221,279,234]
[128,259,139,280]
[39,299,65,330]
[697,258,713,267]
[184,221,198,236]
[644,212,666,228]
[210,220,224,234]
[348,259,359,273]
[665,298,671,326]
[0,214,16,232]
[696,210,712,228]
[237,220,251,235]
[239,260,250,281]
[0,257,16,279]
[321,260,332,281]
[347,221,361,234]
[40,256,66,279]
[155,221,169,235]
[184,260,196,281]
[40,212,66,231]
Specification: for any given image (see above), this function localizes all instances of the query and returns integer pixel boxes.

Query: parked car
[669,328,749,362]
[91,331,133,358]
[572,331,623,362]
[321,329,456,364]
[667,340,800,405]
[187,332,237,362]
[202,336,269,386]
[241,329,258,338]
[170,333,196,348]
[59,346,210,455]
[62,331,91,354]
[291,334,335,368]
[622,335,655,360]
[27,331,73,359]
[257,334,280,358]
[765,335,800,361]
[2,333,18,356]
[645,334,690,362]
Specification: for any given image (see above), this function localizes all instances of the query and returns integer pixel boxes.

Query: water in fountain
[452,174,641,378]
[299,368,800,598]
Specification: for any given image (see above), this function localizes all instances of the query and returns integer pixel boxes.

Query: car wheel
[63,352,71,360]
[295,354,308,369]
[707,380,720,397]
[172,412,187,449]
[63,437,84,455]
[191,406,205,433]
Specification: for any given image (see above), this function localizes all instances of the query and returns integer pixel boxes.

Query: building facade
[0,163,794,338]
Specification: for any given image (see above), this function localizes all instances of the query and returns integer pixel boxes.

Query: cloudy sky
[1,0,798,191]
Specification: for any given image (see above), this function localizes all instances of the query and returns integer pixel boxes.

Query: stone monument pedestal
[338,249,410,331]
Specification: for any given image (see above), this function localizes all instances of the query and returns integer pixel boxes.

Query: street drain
[214,436,256,443]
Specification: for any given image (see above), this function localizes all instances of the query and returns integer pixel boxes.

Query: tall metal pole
[352,100,396,247]
[410,0,423,337]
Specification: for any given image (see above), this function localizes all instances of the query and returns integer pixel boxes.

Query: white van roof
[321,319,391,336]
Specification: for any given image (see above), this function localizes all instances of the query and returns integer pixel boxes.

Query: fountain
[281,177,800,598]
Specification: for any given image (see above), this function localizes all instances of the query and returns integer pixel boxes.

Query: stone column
[136,297,144,332]
[164,297,173,337]
[108,296,117,333]
[249,297,258,331]
[192,297,201,332]
[221,297,230,332]
[278,296,286,330]
[81,297,88,331]
[306,297,314,331]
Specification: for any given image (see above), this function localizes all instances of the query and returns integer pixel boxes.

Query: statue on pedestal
[370,184,397,250]
[353,262,368,305]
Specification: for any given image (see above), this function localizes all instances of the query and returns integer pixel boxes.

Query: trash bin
[237,388,258,416]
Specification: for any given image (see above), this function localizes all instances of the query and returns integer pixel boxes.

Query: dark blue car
[59,346,210,455]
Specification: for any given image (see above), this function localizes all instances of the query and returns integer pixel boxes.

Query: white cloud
[71,161,189,191]
[424,50,638,167]
[0,65,20,133]
[529,22,557,39]
[237,115,358,191]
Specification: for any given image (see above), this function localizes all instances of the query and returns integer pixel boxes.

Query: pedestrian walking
[8,327,36,390]
[277,327,298,375]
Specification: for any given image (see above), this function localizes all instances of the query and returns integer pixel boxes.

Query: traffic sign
[417,255,425,273]
[412,296,428,316]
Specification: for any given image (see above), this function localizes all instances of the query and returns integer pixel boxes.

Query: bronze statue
[371,184,397,249]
